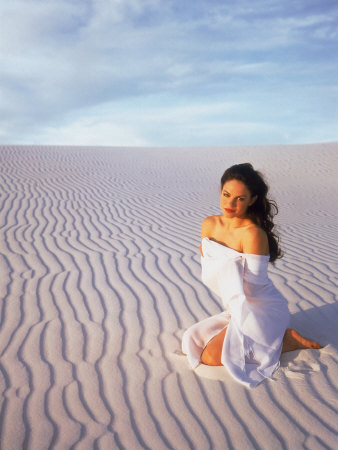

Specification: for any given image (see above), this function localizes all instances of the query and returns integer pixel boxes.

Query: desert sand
[0,143,337,449]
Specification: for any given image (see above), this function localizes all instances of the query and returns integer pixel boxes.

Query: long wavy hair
[221,163,283,263]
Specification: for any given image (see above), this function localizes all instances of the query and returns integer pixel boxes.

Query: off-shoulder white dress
[182,238,290,387]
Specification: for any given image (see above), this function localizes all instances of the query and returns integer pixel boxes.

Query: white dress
[182,238,290,387]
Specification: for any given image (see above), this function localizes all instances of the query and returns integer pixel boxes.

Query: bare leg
[282,328,322,352]
[200,328,226,366]
[200,327,322,366]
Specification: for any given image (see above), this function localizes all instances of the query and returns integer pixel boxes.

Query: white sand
[0,143,337,449]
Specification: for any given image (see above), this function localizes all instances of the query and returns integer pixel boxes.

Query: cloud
[0,0,337,145]
[12,99,240,145]
[15,97,314,147]
[35,116,149,146]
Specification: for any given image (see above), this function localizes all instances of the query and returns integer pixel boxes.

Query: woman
[182,163,321,387]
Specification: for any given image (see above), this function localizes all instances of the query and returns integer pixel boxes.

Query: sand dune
[0,144,337,449]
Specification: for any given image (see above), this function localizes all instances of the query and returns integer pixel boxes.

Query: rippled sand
[0,144,337,449]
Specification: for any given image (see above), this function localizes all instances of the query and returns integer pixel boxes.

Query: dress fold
[182,238,290,387]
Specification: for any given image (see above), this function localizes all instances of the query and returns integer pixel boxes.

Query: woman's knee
[200,328,226,366]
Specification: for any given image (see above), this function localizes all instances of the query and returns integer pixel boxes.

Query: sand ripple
[0,144,337,449]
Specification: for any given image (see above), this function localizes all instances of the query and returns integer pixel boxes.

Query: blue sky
[1,0,338,146]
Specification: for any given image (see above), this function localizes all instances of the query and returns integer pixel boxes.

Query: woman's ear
[249,195,258,206]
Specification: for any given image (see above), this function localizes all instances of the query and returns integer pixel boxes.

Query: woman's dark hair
[221,163,283,263]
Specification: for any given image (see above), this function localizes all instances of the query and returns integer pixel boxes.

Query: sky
[1,0,338,146]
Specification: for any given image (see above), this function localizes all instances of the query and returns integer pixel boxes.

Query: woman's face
[220,179,257,218]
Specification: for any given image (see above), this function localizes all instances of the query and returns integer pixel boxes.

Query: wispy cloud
[1,0,338,145]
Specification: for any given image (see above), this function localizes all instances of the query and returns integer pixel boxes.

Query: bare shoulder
[242,224,269,255]
[201,215,219,239]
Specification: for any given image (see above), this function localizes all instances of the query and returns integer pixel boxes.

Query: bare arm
[200,216,215,256]
[242,226,269,256]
